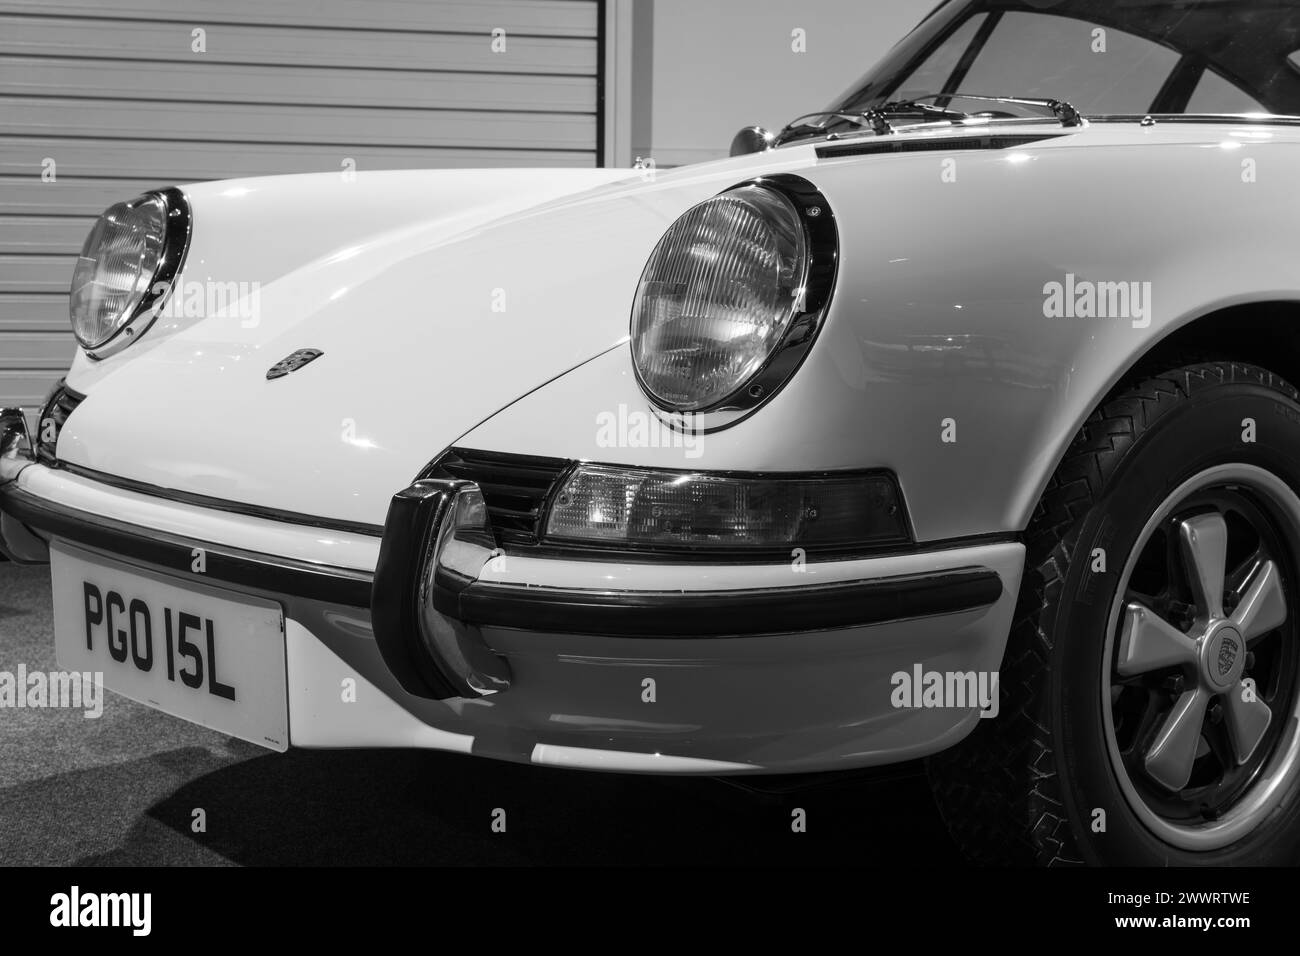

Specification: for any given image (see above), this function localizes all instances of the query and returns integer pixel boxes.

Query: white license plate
[51,542,288,751]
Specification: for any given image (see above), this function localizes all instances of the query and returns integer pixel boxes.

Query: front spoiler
[0,451,1028,773]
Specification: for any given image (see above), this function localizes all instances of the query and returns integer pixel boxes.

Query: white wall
[642,0,939,166]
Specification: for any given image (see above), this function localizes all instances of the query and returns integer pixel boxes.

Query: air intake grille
[35,383,85,463]
[430,448,570,546]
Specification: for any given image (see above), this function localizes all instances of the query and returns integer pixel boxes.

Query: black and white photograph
[0,0,1294,933]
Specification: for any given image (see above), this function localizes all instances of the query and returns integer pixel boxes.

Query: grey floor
[0,561,961,866]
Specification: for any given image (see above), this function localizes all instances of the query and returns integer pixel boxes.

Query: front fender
[461,129,1300,541]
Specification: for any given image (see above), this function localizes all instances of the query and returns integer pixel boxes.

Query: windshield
[827,0,1300,121]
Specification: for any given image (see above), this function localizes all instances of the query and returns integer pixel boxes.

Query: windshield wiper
[775,93,1083,145]
[895,93,1084,128]
[870,100,972,125]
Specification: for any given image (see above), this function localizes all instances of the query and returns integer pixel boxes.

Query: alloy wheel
[1102,464,1300,850]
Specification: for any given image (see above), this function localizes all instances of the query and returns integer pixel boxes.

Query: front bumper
[0,439,1025,774]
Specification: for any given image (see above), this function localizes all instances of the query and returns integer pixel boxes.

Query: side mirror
[729,126,776,157]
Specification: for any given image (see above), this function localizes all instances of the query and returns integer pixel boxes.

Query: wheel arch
[1119,300,1300,394]
[1017,300,1300,535]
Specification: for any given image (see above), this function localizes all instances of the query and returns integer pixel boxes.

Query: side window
[955,11,1179,114]
[1186,69,1266,113]
[889,13,988,103]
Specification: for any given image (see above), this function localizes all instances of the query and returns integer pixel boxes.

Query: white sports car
[5,0,1300,866]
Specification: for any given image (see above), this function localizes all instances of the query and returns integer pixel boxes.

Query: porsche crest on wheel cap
[266,349,323,380]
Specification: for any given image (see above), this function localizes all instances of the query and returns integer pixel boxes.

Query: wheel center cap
[1201,622,1245,692]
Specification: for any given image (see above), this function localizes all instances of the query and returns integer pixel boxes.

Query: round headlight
[631,182,814,412]
[70,189,189,357]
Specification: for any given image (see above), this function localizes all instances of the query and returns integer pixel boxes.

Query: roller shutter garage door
[0,0,602,429]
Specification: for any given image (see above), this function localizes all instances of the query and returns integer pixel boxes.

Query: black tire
[928,361,1300,865]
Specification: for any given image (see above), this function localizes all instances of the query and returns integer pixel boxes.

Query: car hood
[56,153,821,524]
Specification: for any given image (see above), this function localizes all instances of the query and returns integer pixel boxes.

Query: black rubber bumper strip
[52,461,385,537]
[445,567,1004,638]
[0,483,373,608]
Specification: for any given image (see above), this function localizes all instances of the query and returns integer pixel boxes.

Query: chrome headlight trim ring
[631,173,839,434]
[77,186,193,361]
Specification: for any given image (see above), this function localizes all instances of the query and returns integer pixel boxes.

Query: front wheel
[929,362,1300,865]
